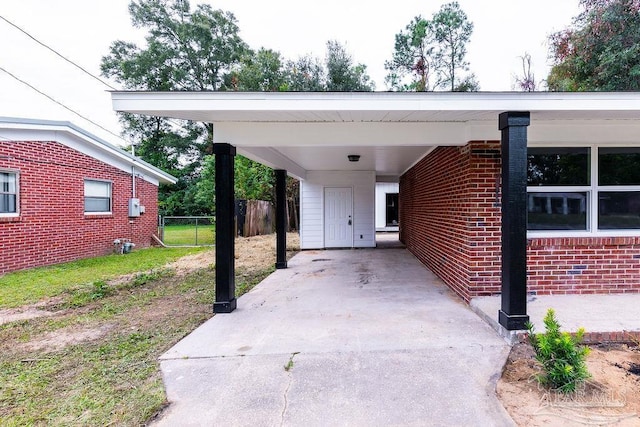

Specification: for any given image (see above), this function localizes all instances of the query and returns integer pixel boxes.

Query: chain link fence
[158,216,215,246]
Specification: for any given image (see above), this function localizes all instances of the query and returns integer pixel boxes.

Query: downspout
[130,144,136,247]
[131,144,136,199]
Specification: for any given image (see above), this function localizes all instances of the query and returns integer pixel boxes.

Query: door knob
[348,219,352,225]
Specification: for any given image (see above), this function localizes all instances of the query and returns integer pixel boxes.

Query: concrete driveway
[154,248,513,426]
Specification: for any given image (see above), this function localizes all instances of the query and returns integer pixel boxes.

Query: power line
[0,14,118,91]
[0,13,190,138]
[0,66,128,144]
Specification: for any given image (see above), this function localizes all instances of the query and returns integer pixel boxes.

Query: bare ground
[0,233,300,328]
[1,234,300,358]
[499,342,640,426]
[0,233,300,425]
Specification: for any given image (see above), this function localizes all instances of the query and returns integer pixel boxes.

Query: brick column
[498,112,530,330]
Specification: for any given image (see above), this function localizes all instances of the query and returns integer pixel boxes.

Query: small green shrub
[68,281,114,307]
[526,308,591,393]
[90,281,111,300]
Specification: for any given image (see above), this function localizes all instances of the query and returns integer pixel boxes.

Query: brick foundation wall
[528,237,640,294]
[400,140,640,301]
[0,140,159,274]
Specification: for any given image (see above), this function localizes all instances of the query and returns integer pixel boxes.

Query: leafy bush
[526,308,591,393]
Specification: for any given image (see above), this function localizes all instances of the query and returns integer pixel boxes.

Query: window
[527,148,589,231]
[0,171,18,215]
[527,146,640,234]
[84,179,111,213]
[598,147,640,230]
[527,147,590,187]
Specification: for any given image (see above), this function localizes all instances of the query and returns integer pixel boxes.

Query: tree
[385,2,477,91]
[102,0,250,215]
[281,41,373,92]
[119,0,249,91]
[548,0,640,91]
[232,48,287,91]
[284,55,325,91]
[431,1,477,91]
[514,52,539,92]
[234,156,275,201]
[195,155,277,213]
[103,2,372,217]
[384,16,435,91]
[325,40,375,91]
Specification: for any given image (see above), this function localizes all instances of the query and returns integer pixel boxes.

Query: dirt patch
[0,296,67,325]
[0,233,300,327]
[0,233,299,426]
[499,342,640,426]
[170,250,215,275]
[171,232,300,272]
[1,233,301,352]
[158,232,300,274]
[21,323,116,353]
[0,307,58,324]
[235,232,300,270]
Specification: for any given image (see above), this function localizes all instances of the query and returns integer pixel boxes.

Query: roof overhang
[111,91,640,180]
[0,117,177,185]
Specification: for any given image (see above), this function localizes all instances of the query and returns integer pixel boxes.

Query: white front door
[324,187,353,248]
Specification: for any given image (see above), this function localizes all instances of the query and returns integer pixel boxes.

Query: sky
[0,0,581,147]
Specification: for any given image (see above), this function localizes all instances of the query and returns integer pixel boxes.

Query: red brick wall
[400,140,640,300]
[400,141,502,301]
[528,237,640,294]
[0,140,159,274]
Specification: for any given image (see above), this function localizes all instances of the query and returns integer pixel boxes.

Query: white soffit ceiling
[111,91,640,180]
[111,91,640,147]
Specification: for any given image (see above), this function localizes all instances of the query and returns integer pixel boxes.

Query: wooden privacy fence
[236,199,274,237]
[235,199,299,237]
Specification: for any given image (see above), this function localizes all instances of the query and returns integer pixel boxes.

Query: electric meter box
[128,198,141,217]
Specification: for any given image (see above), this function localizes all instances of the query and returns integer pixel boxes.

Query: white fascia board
[237,147,307,180]
[111,91,640,119]
[214,122,472,147]
[462,119,640,145]
[466,122,500,141]
[529,120,640,144]
[0,118,177,185]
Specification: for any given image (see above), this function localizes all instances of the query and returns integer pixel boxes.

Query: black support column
[275,169,287,269]
[498,112,530,330]
[213,143,237,313]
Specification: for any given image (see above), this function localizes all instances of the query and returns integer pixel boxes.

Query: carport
[151,246,513,425]
[111,91,640,331]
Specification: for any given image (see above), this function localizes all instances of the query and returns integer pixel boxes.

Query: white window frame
[84,179,112,215]
[527,144,640,238]
[0,169,19,217]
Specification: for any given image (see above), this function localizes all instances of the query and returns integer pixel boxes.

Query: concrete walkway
[472,293,640,342]
[153,248,513,426]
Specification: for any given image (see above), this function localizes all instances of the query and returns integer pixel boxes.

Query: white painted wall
[375,182,400,231]
[300,171,375,249]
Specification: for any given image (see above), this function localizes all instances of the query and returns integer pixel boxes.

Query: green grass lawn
[0,247,205,309]
[161,224,215,246]
[0,264,276,426]
[0,234,290,426]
